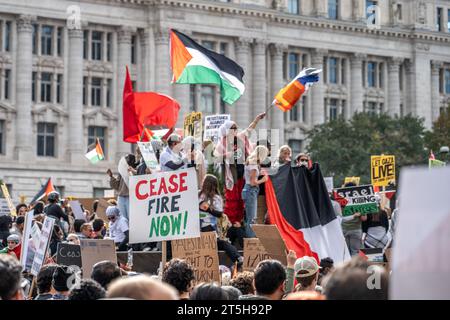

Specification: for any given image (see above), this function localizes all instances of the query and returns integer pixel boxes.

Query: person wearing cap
[105,206,129,251]
[293,256,323,293]
[51,265,80,300]
[159,133,194,172]
[5,234,22,260]
[44,191,69,233]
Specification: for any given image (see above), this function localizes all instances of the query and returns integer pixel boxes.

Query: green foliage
[425,106,450,162]
[306,112,427,186]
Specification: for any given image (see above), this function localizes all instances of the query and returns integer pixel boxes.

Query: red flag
[30,178,56,204]
[122,67,181,143]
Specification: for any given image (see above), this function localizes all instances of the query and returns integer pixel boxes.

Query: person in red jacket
[6,234,22,260]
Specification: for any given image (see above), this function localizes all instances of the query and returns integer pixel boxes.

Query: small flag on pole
[85,138,105,164]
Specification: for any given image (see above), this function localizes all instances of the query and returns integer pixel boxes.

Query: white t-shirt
[244,164,259,185]
[109,216,129,243]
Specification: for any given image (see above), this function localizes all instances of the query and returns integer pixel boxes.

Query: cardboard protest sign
[0,182,16,216]
[129,168,200,243]
[371,155,395,187]
[203,114,231,144]
[324,177,334,193]
[391,167,450,299]
[69,200,86,221]
[184,112,202,141]
[344,176,360,186]
[243,238,271,271]
[56,243,82,268]
[334,185,379,216]
[80,239,117,278]
[30,216,56,276]
[171,232,220,283]
[137,141,161,171]
[252,224,287,265]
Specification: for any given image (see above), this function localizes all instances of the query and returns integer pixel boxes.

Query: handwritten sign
[30,216,56,276]
[56,243,82,268]
[371,155,395,187]
[334,185,379,216]
[243,238,271,271]
[137,141,160,171]
[184,112,202,141]
[204,114,231,145]
[252,225,287,265]
[171,232,220,283]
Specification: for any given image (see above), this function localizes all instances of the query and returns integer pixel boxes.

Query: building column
[116,26,133,160]
[234,37,252,128]
[412,43,432,129]
[387,57,402,117]
[350,53,365,114]
[311,49,327,126]
[15,15,34,161]
[431,60,443,122]
[270,43,285,144]
[67,28,84,163]
[154,28,171,96]
[252,39,267,129]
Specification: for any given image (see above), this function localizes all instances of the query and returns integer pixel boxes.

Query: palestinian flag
[85,138,105,164]
[30,178,56,204]
[170,29,245,105]
[265,164,350,263]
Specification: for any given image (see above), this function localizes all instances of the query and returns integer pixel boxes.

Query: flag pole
[265,102,276,114]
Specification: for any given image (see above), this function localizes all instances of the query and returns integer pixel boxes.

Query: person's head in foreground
[294,256,321,292]
[253,259,286,300]
[36,264,58,299]
[222,286,242,300]
[162,258,195,300]
[277,145,292,165]
[0,254,25,300]
[52,265,80,299]
[91,260,121,290]
[230,271,255,295]
[68,279,106,300]
[107,275,178,300]
[189,282,229,300]
[322,256,389,300]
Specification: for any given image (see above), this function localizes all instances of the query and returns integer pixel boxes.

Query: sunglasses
[230,126,238,130]
[107,216,116,220]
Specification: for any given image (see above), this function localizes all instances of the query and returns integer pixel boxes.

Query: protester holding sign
[362,209,391,249]
[160,134,194,172]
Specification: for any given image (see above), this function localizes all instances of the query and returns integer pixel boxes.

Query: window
[445,70,450,94]
[91,77,102,106]
[93,188,109,198]
[219,43,228,55]
[378,63,384,88]
[328,0,338,20]
[37,122,56,157]
[366,0,377,25]
[367,62,376,87]
[4,21,11,52]
[32,72,37,102]
[107,33,112,61]
[328,57,338,84]
[201,41,215,51]
[40,72,52,102]
[56,74,62,104]
[0,183,12,197]
[91,31,102,60]
[88,126,106,157]
[329,99,338,120]
[397,4,402,20]
[57,27,63,56]
[32,24,38,54]
[83,77,87,105]
[200,85,214,113]
[220,100,226,114]
[448,9,450,32]
[341,59,346,84]
[289,53,299,79]
[106,79,112,107]
[399,65,403,91]
[4,69,10,100]
[131,35,136,64]
[367,101,377,115]
[0,120,4,154]
[400,104,404,117]
[437,8,443,31]
[302,96,307,123]
[131,81,137,91]
[189,85,196,111]
[54,186,65,198]
[289,139,303,155]
[41,25,53,56]
[288,0,299,15]
[289,107,298,122]
[83,30,88,59]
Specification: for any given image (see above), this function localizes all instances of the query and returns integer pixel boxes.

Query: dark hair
[68,279,106,300]
[37,264,59,294]
[92,219,105,233]
[0,254,23,300]
[91,260,121,290]
[190,283,229,300]
[344,182,356,187]
[74,219,85,233]
[15,216,25,225]
[323,256,389,300]
[222,285,242,300]
[15,203,27,213]
[125,154,137,168]
[320,257,334,274]
[93,200,99,213]
[0,215,12,231]
[254,260,286,296]
[33,201,45,215]
[162,258,195,295]
[230,271,255,295]
[52,265,78,292]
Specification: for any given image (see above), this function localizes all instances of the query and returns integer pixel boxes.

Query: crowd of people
[0,111,394,300]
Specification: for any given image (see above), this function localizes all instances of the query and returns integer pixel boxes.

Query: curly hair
[68,279,106,300]
[162,258,195,295]
[37,264,58,294]
[230,271,255,295]
[0,254,23,300]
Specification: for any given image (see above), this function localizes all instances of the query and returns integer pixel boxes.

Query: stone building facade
[0,0,449,199]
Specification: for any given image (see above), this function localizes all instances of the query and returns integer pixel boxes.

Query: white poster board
[391,167,450,299]
[204,114,230,145]
[137,141,161,171]
[30,216,56,276]
[69,200,86,221]
[324,177,334,193]
[20,210,34,271]
[0,198,10,216]
[129,168,200,243]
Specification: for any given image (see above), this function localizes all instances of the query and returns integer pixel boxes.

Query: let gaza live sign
[371,155,395,187]
[128,168,200,243]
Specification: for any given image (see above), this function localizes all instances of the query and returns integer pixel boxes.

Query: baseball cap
[294,256,321,278]
[167,134,181,143]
